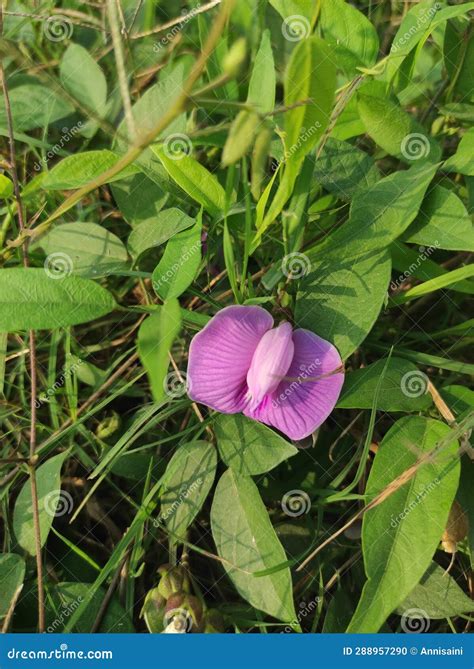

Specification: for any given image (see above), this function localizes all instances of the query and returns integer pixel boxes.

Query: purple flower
[187,305,344,441]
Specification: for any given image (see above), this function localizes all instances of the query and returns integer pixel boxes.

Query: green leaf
[221,111,260,166]
[296,249,391,360]
[0,83,73,131]
[320,162,438,260]
[161,440,217,540]
[137,301,182,402]
[60,43,107,118]
[386,1,474,82]
[397,562,474,619]
[390,264,474,305]
[111,173,168,226]
[152,217,202,300]
[211,469,297,622]
[215,414,298,475]
[358,94,441,163]
[127,208,195,260]
[247,30,275,114]
[284,36,336,164]
[347,416,460,632]
[443,128,474,176]
[313,138,379,201]
[48,582,134,632]
[403,185,474,252]
[321,0,379,74]
[0,553,25,619]
[0,174,14,198]
[152,145,226,216]
[337,358,433,412]
[269,0,314,21]
[42,150,140,190]
[13,451,69,555]
[38,222,129,278]
[0,269,116,332]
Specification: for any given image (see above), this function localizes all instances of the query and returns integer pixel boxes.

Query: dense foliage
[0,0,473,635]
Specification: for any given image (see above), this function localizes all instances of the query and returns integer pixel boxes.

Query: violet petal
[250,328,344,441]
[187,305,273,413]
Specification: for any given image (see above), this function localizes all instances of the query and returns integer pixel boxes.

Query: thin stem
[0,6,43,632]
[2,0,236,257]
[107,0,135,140]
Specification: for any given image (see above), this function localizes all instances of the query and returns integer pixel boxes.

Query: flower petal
[187,305,273,413]
[250,329,344,441]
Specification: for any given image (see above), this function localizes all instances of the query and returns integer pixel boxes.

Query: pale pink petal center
[246,321,294,410]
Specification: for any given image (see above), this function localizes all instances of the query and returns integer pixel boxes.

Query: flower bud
[157,564,190,599]
[140,587,166,633]
[222,38,246,77]
[165,593,204,633]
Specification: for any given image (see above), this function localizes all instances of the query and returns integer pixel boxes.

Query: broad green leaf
[127,208,195,261]
[0,269,116,332]
[215,414,298,475]
[152,217,202,300]
[0,174,14,198]
[269,0,314,22]
[137,300,182,402]
[111,173,168,226]
[38,222,129,278]
[313,138,379,201]
[211,469,297,622]
[321,0,379,73]
[13,451,69,555]
[152,145,226,216]
[347,416,460,632]
[296,249,391,360]
[403,186,474,252]
[161,440,217,539]
[284,36,336,164]
[60,43,107,118]
[222,111,260,166]
[441,385,474,419]
[48,582,134,632]
[386,1,474,82]
[0,83,73,131]
[443,128,474,176]
[42,150,140,190]
[247,30,275,114]
[443,19,474,102]
[319,161,438,260]
[0,554,25,619]
[358,94,441,163]
[337,358,433,412]
[397,562,474,619]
